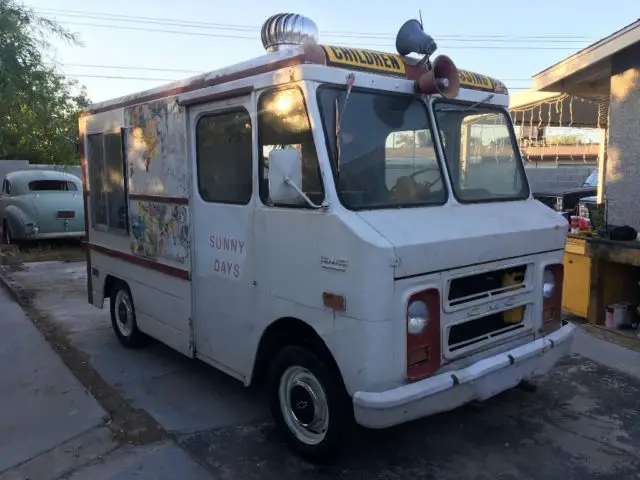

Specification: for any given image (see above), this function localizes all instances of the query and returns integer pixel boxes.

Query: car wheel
[267,346,352,463]
[109,281,148,348]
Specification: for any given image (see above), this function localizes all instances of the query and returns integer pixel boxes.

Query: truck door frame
[186,89,257,380]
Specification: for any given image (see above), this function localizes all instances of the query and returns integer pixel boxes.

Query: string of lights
[510,94,602,163]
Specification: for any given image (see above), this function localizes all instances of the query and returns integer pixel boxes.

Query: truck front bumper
[353,322,576,429]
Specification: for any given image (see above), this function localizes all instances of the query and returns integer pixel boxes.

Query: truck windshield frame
[432,99,530,204]
[317,85,448,211]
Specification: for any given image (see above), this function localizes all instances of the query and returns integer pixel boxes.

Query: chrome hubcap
[114,290,134,337]
[278,366,329,445]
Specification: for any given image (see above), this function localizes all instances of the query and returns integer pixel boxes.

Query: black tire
[109,281,148,348]
[267,345,353,463]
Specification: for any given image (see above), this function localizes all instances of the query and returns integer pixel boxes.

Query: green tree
[0,0,90,165]
[545,134,583,146]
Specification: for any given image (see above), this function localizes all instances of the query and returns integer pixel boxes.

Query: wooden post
[597,127,607,205]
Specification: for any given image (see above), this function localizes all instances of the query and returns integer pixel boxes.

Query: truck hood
[356,199,567,279]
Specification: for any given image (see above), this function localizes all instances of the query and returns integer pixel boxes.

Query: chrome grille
[448,309,527,352]
[447,264,527,307]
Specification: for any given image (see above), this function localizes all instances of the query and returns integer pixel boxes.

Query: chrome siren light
[261,13,319,53]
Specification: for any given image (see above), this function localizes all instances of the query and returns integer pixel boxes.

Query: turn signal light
[406,288,441,381]
[541,264,564,333]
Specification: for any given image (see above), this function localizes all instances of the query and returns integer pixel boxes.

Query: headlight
[542,268,555,299]
[407,300,429,335]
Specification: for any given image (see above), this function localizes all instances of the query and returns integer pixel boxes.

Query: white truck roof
[82,44,510,116]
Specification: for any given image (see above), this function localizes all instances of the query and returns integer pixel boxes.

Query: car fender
[3,204,34,239]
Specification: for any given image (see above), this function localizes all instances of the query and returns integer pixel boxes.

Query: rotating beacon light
[395,18,460,99]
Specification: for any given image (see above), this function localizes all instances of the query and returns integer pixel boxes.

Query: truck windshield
[433,101,529,203]
[318,87,446,210]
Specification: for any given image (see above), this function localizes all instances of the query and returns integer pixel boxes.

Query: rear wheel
[109,281,148,348]
[267,346,352,462]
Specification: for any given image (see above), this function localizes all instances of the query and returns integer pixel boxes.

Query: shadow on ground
[179,355,640,480]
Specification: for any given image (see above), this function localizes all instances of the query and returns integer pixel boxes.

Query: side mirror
[268,148,304,205]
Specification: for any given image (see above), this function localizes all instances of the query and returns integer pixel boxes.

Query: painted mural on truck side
[124,99,189,198]
[124,98,191,266]
[130,200,190,264]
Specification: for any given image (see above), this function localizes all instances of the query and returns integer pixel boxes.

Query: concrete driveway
[4,260,640,479]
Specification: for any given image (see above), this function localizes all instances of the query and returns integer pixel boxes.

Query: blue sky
[25,0,639,103]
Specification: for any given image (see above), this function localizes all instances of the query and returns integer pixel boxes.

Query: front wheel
[267,346,352,462]
[109,282,148,348]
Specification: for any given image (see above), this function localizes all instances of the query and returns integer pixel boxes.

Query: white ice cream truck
[80,13,574,461]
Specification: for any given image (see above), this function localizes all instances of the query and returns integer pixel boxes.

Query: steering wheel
[408,165,443,189]
[390,166,443,203]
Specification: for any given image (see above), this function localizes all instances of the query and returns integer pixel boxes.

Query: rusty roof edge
[80,47,307,116]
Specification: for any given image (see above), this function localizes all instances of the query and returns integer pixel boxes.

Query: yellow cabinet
[562,252,592,318]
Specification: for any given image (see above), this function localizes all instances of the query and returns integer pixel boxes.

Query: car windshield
[317,87,446,210]
[433,102,529,202]
[584,169,598,187]
[28,180,78,192]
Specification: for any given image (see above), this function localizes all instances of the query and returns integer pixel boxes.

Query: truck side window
[196,109,253,205]
[87,131,128,232]
[257,87,324,207]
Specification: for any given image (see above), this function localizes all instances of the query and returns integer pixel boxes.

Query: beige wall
[605,43,640,228]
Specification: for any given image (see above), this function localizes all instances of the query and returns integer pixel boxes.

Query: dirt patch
[8,239,86,263]
[0,267,167,446]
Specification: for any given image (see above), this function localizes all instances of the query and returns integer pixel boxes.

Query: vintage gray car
[0,170,85,244]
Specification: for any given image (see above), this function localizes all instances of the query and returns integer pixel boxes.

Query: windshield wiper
[334,73,356,177]
[438,93,496,113]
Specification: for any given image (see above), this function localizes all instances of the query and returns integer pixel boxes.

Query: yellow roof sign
[318,45,504,94]
[458,70,496,92]
[320,46,406,77]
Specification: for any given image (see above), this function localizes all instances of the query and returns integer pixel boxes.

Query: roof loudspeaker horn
[395,18,438,58]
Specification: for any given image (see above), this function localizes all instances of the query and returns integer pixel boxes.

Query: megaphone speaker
[396,19,438,57]
[416,55,461,99]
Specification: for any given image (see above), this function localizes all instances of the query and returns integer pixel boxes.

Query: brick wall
[525,164,595,192]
